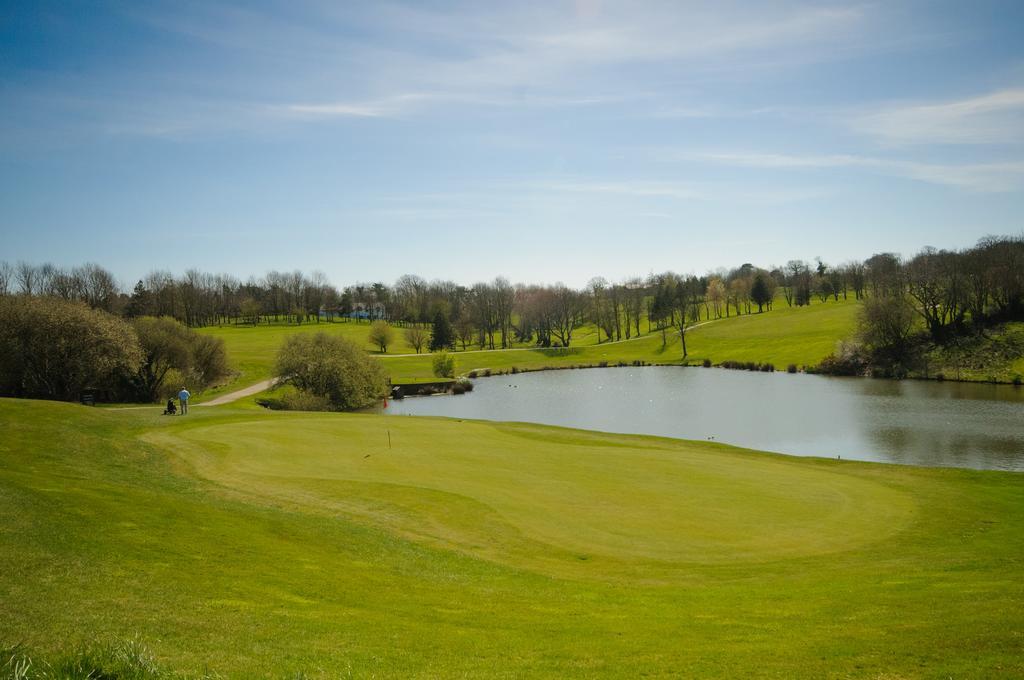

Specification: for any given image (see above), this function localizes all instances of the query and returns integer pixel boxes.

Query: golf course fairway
[195,296,862,395]
[1,398,1022,677]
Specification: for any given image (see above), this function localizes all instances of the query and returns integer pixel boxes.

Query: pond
[380,367,1024,471]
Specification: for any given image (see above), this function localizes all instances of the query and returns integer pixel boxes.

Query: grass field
[193,318,606,398]
[196,298,862,395]
[2,398,1021,677]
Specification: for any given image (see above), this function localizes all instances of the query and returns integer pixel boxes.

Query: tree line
[0,258,863,354]
[843,236,1024,376]
[3,234,1021,362]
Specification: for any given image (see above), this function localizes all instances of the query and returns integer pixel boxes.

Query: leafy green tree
[429,309,455,352]
[275,333,387,410]
[368,321,394,352]
[0,296,142,401]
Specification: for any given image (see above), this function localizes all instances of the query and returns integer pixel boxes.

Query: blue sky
[2,0,1023,287]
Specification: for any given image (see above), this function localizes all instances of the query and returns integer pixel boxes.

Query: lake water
[381,367,1024,471]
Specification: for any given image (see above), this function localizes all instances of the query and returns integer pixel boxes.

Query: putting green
[150,414,915,577]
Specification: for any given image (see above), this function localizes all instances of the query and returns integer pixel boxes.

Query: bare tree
[706,278,726,318]
[623,278,646,338]
[864,253,903,298]
[906,247,967,339]
[493,277,515,348]
[0,261,11,295]
[549,285,585,347]
[16,261,39,295]
[587,277,615,342]
[729,277,750,315]
[669,275,702,358]
[404,325,428,354]
[454,312,475,351]
[858,294,916,362]
[786,260,813,306]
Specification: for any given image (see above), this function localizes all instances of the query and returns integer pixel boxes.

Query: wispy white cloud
[281,91,641,119]
[688,151,1024,192]
[537,178,829,205]
[852,87,1024,145]
[543,180,705,201]
[370,3,872,97]
[108,0,878,133]
[284,94,433,118]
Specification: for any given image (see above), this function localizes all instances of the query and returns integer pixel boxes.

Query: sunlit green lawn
[1,398,1021,677]
[197,297,862,393]
[195,318,606,397]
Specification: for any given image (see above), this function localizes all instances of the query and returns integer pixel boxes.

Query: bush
[159,368,187,401]
[0,295,142,401]
[816,341,867,377]
[451,378,474,395]
[190,333,230,387]
[702,358,712,368]
[1013,374,1022,386]
[787,364,798,374]
[432,352,456,379]
[275,333,387,410]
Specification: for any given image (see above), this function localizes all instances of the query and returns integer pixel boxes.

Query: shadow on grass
[538,347,584,358]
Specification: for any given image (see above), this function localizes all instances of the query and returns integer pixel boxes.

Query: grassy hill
[917,321,1024,384]
[2,398,1021,677]
[196,297,862,395]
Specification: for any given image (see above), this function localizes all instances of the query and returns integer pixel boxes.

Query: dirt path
[200,379,275,406]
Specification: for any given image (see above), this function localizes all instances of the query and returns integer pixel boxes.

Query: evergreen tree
[429,308,455,351]
[125,280,151,318]
[751,274,772,313]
